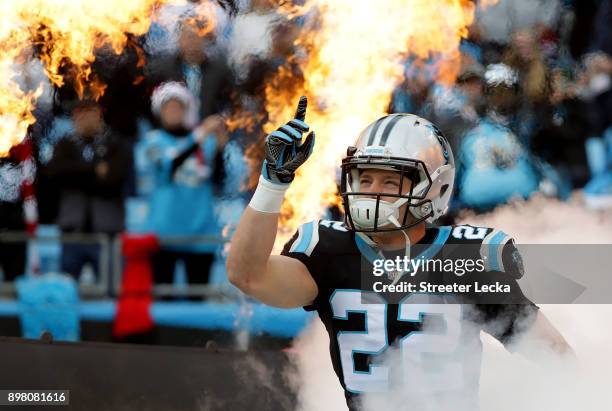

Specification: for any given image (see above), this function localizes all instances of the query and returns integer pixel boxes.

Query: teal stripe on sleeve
[487,231,508,271]
[293,222,314,254]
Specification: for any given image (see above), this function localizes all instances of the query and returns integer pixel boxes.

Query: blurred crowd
[390,0,612,214]
[0,0,611,292]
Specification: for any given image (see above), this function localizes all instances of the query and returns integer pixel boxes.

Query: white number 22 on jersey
[330,290,463,393]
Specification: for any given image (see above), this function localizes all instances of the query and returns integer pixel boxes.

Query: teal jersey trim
[487,231,508,271]
[292,221,315,254]
[354,226,452,268]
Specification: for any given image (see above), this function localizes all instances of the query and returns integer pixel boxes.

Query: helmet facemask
[340,156,435,233]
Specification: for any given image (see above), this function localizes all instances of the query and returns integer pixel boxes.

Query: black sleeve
[470,267,539,347]
[500,240,525,279]
[280,222,329,311]
[470,233,539,347]
[476,301,539,347]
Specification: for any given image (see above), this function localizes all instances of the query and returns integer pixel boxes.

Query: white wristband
[248,176,290,213]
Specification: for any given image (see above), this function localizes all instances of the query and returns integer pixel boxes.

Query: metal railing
[0,231,111,297]
[0,231,232,299]
[110,234,233,298]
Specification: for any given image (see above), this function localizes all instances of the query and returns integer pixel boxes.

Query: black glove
[261,96,316,184]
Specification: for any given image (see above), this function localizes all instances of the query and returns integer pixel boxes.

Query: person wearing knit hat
[136,81,227,294]
[151,81,199,132]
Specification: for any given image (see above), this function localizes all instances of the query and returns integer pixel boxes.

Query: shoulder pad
[480,229,524,279]
[450,225,523,278]
[478,229,513,273]
[286,220,352,257]
[287,221,321,256]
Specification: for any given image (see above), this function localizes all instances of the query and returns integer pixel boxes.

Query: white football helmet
[340,113,455,232]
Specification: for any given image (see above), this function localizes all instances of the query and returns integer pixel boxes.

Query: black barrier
[0,337,297,411]
[0,317,293,350]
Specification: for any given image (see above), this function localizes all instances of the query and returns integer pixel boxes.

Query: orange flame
[0,0,218,157]
[184,1,219,37]
[263,0,491,249]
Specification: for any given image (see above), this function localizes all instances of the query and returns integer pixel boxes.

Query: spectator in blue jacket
[455,64,541,210]
[139,82,227,287]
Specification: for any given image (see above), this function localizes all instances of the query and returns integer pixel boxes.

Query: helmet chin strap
[388,215,411,286]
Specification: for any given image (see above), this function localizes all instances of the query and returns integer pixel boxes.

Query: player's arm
[226,97,317,308]
[481,300,574,360]
[515,310,574,358]
[228,208,317,308]
[476,233,573,358]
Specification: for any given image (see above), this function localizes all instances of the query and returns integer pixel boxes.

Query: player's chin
[368,227,400,239]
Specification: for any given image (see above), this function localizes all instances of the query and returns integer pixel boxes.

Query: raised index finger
[294,96,308,121]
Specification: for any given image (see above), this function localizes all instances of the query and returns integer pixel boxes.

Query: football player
[227,97,572,410]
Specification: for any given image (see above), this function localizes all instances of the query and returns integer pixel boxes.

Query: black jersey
[281,220,538,411]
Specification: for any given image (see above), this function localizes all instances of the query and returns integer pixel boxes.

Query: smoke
[289,195,612,410]
[477,305,612,411]
[360,304,484,411]
[287,319,348,411]
[456,193,612,244]
[474,0,563,44]
[226,11,281,82]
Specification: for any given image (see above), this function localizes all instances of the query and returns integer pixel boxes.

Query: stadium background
[0,0,611,410]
